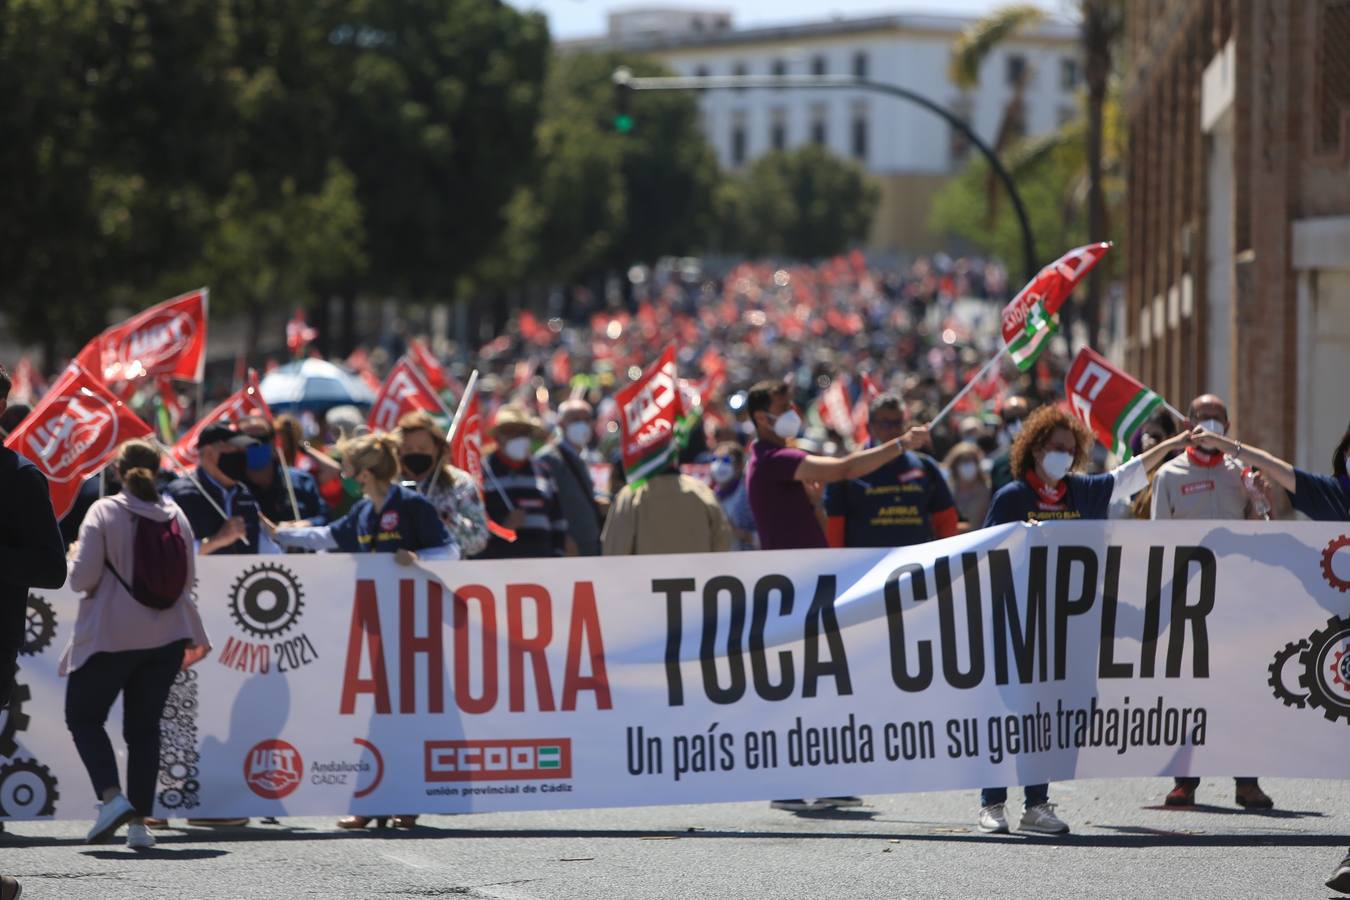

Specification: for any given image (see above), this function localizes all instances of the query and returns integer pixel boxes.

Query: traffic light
[613,67,634,134]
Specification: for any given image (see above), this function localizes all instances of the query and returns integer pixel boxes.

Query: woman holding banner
[269,431,454,831]
[977,406,1192,836]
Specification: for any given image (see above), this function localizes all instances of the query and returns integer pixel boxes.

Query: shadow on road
[1140,803,1327,819]
[80,848,230,861]
[5,822,1347,851]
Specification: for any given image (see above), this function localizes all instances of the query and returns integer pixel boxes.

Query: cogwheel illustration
[21,594,56,656]
[1297,616,1350,724]
[229,563,305,640]
[1268,639,1310,708]
[1322,536,1350,593]
[0,682,32,758]
[159,788,185,810]
[0,758,59,817]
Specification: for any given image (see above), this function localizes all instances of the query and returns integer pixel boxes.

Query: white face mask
[564,421,592,448]
[710,460,736,484]
[772,409,802,440]
[1040,450,1074,482]
[1196,418,1226,435]
[503,436,532,461]
[955,461,979,482]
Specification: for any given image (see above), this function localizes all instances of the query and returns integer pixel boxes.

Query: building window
[770,108,787,151]
[852,51,869,79]
[733,61,748,91]
[1060,57,1080,90]
[949,95,973,163]
[850,104,868,161]
[695,65,710,78]
[731,111,748,166]
[1006,54,1027,86]
[810,105,828,146]
[771,58,787,89]
[811,55,828,76]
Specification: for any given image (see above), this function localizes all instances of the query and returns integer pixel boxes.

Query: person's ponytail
[115,439,163,502]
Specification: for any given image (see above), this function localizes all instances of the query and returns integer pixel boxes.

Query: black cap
[197,424,259,451]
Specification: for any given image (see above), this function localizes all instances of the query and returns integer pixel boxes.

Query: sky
[511,0,1065,41]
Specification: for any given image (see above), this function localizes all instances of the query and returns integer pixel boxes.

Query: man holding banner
[165,426,279,556]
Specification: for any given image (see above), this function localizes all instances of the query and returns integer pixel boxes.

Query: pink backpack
[104,516,189,610]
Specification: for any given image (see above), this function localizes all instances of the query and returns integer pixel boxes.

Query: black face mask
[217,451,249,482]
[402,453,435,478]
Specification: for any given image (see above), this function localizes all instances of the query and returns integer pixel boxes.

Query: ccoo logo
[244,739,304,799]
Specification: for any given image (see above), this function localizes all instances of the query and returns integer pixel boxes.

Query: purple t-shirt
[745,441,827,550]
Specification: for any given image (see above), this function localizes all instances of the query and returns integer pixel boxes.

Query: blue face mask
[245,443,274,471]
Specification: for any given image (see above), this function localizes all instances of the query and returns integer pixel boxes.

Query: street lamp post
[613,67,1039,282]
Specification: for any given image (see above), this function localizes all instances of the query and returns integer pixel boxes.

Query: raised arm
[1191,428,1297,493]
[794,426,931,484]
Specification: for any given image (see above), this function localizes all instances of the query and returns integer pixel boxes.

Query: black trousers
[64,640,186,816]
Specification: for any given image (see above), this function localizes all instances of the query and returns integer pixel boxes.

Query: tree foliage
[716,145,879,260]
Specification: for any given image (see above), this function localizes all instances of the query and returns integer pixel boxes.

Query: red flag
[819,377,853,436]
[852,373,881,447]
[616,345,680,484]
[368,357,448,432]
[1000,243,1111,364]
[549,349,571,387]
[9,356,43,406]
[1066,347,1165,460]
[345,347,384,394]
[408,339,449,392]
[450,391,484,486]
[77,288,209,385]
[4,365,153,518]
[286,308,318,357]
[170,371,272,469]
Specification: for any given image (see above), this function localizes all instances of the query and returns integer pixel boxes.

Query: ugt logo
[1267,537,1350,723]
[245,739,304,800]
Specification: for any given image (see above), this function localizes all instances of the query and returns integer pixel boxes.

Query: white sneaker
[1019,802,1070,835]
[769,798,829,812]
[126,822,156,850]
[87,794,136,844]
[977,803,1009,834]
[817,796,863,808]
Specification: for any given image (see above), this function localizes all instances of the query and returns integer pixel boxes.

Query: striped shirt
[478,453,568,558]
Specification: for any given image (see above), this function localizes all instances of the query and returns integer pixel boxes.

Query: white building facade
[566,10,1081,252]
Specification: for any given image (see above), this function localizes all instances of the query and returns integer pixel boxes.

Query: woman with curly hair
[976,405,1191,837]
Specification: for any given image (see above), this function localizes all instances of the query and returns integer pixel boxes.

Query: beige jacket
[61,491,211,675]
[601,473,732,555]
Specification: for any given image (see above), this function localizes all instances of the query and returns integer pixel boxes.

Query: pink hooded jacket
[61,491,211,675]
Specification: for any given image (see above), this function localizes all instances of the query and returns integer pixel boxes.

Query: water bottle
[1242,467,1272,520]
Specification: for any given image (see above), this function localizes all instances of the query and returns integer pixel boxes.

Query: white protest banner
[5,522,1349,821]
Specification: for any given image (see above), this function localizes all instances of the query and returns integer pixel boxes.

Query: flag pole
[444,369,480,449]
[277,447,302,521]
[152,438,229,521]
[929,345,1009,429]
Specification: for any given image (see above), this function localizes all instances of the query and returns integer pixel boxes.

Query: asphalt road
[3,777,1347,899]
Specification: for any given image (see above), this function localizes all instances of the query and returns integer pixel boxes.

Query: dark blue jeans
[981,783,1049,808]
[65,640,186,816]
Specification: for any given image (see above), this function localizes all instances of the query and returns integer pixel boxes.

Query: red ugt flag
[76,288,209,385]
[368,357,448,433]
[4,364,153,518]
[170,371,272,469]
[616,345,681,485]
[450,391,484,486]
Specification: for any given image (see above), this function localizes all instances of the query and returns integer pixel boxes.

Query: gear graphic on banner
[1292,616,1350,724]
[21,593,57,656]
[0,758,59,818]
[0,682,32,759]
[1322,535,1350,593]
[158,668,202,811]
[1267,639,1310,709]
[229,563,306,639]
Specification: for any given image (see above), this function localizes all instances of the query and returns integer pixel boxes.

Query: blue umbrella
[259,359,377,413]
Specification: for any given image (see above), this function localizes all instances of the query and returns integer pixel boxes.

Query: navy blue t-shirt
[983,472,1117,527]
[328,484,451,553]
[1291,469,1350,522]
[824,451,955,547]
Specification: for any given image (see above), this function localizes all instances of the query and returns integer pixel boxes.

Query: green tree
[717,145,879,260]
